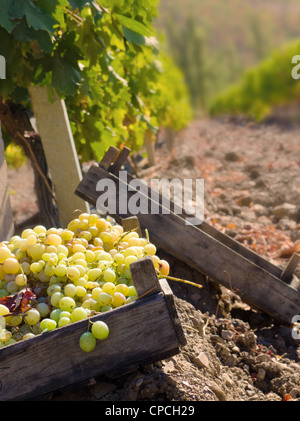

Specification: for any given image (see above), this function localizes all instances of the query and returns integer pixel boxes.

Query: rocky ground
[6,113,300,401]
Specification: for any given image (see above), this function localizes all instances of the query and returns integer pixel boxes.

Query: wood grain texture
[75,164,300,325]
[0,124,14,241]
[129,256,162,298]
[0,292,181,401]
[98,146,119,170]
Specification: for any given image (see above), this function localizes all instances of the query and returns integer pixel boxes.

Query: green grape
[47,283,61,296]
[59,311,71,319]
[72,243,86,254]
[66,266,80,282]
[127,285,138,297]
[56,245,69,256]
[116,283,129,296]
[33,225,47,235]
[71,307,88,322]
[112,292,126,307]
[143,243,157,256]
[75,285,87,297]
[50,292,65,307]
[59,296,76,312]
[100,305,112,312]
[50,309,62,323]
[30,243,46,260]
[0,329,12,341]
[101,282,116,295]
[103,269,116,283]
[27,234,37,246]
[54,264,68,277]
[44,264,56,277]
[96,252,112,262]
[74,277,87,287]
[87,268,102,282]
[79,331,96,352]
[64,283,76,298]
[97,292,113,307]
[85,250,95,263]
[0,304,9,317]
[10,315,22,326]
[91,286,102,301]
[36,302,50,318]
[7,280,18,293]
[91,321,109,340]
[30,261,43,273]
[40,318,57,331]
[71,252,85,262]
[82,298,98,311]
[0,246,12,263]
[46,234,62,247]
[124,255,138,268]
[61,229,74,241]
[3,257,20,274]
[58,317,71,327]
[38,270,51,283]
[113,253,125,265]
[23,332,36,340]
[25,309,40,325]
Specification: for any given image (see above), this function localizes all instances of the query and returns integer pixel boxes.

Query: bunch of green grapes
[0,212,170,351]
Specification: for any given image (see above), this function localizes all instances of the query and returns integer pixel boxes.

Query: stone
[193,352,210,369]
[257,368,266,380]
[221,330,234,341]
[272,203,297,220]
[224,151,240,162]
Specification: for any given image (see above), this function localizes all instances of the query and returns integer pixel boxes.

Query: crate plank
[75,164,300,325]
[0,292,180,401]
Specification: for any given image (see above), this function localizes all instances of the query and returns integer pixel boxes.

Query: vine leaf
[114,14,153,37]
[0,290,36,315]
[10,0,57,33]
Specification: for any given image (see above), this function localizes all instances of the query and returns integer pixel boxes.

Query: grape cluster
[0,213,170,350]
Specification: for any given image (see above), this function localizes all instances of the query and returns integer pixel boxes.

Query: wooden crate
[0,255,186,401]
[75,146,300,326]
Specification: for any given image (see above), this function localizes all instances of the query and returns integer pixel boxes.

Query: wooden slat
[75,164,300,325]
[0,292,180,401]
[159,278,187,347]
[98,146,119,170]
[0,124,14,241]
[28,85,90,227]
[121,216,142,237]
[130,256,161,298]
[110,146,131,174]
[281,253,300,283]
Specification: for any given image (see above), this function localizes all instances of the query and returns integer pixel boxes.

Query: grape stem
[157,274,203,290]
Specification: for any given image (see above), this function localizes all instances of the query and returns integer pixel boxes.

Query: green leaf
[0,0,16,33]
[51,56,82,97]
[68,0,90,10]
[122,26,145,46]
[115,14,153,37]
[11,18,53,52]
[10,0,57,33]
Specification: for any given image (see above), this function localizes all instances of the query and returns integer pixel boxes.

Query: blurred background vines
[156,0,300,115]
